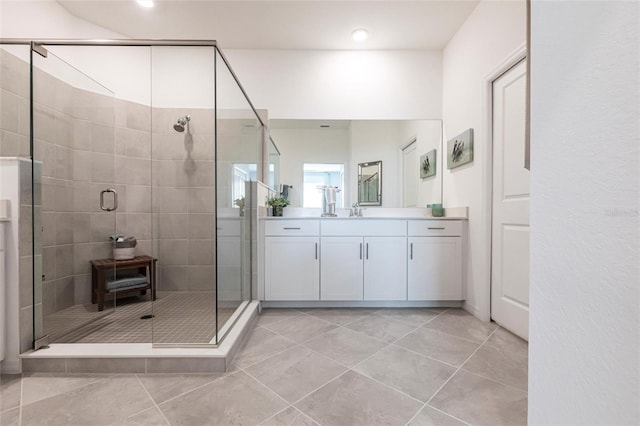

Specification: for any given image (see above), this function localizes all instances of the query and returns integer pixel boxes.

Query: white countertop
[262,216,467,220]
[261,206,468,220]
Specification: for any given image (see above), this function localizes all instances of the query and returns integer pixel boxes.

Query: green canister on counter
[427,203,445,217]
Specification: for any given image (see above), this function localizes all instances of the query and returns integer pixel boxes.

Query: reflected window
[232,163,257,207]
[303,163,344,208]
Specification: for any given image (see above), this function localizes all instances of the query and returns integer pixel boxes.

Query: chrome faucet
[350,203,364,217]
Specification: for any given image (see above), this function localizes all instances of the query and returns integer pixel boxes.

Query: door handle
[100,188,118,212]
[315,242,318,260]
[366,243,369,260]
[360,243,363,260]
[410,243,413,260]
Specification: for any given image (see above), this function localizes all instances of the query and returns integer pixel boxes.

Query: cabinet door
[364,237,407,300]
[321,237,364,301]
[217,236,241,302]
[408,237,462,300]
[265,236,319,300]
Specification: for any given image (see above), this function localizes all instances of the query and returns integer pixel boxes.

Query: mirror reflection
[269,119,442,208]
[268,136,280,191]
[358,161,382,205]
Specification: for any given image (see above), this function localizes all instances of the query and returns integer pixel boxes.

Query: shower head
[173,115,191,132]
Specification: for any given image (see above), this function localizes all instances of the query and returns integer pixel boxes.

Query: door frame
[400,137,417,208]
[480,43,527,322]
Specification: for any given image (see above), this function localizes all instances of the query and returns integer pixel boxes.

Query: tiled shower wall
[3,48,220,298]
[151,107,216,292]
[32,67,124,318]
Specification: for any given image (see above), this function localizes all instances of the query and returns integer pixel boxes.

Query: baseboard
[261,300,464,309]
[0,359,21,374]
[464,301,490,322]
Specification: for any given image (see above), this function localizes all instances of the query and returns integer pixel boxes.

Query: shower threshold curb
[19,301,259,374]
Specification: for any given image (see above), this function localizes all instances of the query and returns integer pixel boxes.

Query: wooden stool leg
[98,271,105,311]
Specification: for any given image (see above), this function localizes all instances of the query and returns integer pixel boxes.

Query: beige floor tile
[374,308,443,327]
[0,407,20,426]
[295,370,422,426]
[424,310,497,343]
[0,374,22,412]
[462,327,528,391]
[246,345,346,403]
[21,373,106,405]
[354,345,456,402]
[408,406,468,426]
[262,315,337,343]
[125,407,169,425]
[20,376,155,426]
[231,326,297,369]
[256,309,303,326]
[304,327,384,367]
[159,371,287,426]
[138,373,225,404]
[429,370,528,426]
[301,308,376,325]
[260,406,300,426]
[261,406,319,426]
[396,327,480,366]
[346,314,417,343]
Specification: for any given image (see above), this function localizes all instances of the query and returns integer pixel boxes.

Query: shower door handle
[100,188,118,212]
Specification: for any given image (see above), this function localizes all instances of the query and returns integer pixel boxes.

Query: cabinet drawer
[408,220,462,236]
[321,220,406,236]
[265,220,320,236]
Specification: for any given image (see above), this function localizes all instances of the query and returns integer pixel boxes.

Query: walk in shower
[0,40,262,351]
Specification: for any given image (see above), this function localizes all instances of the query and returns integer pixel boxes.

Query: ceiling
[56,0,479,50]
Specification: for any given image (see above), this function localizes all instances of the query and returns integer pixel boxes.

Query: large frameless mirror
[358,160,382,206]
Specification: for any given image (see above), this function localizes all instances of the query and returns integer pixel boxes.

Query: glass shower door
[31,45,118,346]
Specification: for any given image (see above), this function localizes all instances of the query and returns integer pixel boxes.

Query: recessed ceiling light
[352,29,368,42]
[136,0,154,8]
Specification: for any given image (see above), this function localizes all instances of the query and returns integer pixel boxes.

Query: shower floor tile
[46,292,238,344]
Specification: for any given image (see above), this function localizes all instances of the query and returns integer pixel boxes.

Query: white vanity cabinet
[363,236,407,300]
[265,220,320,301]
[407,220,463,300]
[320,237,363,300]
[217,218,242,302]
[321,220,407,301]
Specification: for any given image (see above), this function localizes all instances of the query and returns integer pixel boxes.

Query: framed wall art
[447,128,474,169]
[420,149,437,179]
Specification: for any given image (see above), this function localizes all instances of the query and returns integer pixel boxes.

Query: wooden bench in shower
[90,255,157,311]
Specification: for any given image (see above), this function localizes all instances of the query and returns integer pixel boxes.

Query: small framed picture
[420,149,437,179]
[447,128,474,169]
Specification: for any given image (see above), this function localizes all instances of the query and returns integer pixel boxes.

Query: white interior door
[491,59,530,340]
[402,141,418,207]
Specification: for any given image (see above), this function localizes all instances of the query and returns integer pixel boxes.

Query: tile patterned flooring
[44,292,237,344]
[0,307,528,425]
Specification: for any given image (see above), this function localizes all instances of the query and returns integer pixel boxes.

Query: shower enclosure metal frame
[0,38,265,349]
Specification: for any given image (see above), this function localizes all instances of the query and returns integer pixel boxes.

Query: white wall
[270,127,351,207]
[349,121,402,207]
[529,2,639,424]
[442,0,526,320]
[398,120,442,207]
[225,49,443,120]
[0,1,121,40]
